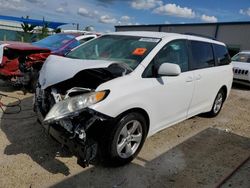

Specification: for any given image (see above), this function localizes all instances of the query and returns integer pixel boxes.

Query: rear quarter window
[190,40,215,70]
[213,44,231,65]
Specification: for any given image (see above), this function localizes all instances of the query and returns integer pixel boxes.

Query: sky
[0,0,250,32]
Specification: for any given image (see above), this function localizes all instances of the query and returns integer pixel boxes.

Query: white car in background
[35,31,233,167]
[232,51,250,86]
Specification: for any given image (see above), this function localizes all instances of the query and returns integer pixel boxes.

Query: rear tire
[206,89,225,117]
[101,112,147,166]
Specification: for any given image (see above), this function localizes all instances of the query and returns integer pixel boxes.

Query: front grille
[233,68,249,75]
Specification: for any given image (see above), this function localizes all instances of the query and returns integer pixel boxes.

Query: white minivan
[35,31,233,167]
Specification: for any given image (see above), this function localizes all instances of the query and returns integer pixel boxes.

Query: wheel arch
[220,85,228,101]
[117,107,150,135]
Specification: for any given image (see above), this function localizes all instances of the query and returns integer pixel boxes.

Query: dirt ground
[0,81,249,188]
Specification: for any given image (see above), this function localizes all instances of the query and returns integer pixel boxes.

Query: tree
[20,16,36,42]
[53,28,61,33]
[38,22,49,39]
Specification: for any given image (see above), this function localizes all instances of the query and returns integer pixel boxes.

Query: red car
[0,33,97,90]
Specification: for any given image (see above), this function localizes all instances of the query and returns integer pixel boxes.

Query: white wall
[161,25,216,38]
[0,20,22,31]
[217,24,250,50]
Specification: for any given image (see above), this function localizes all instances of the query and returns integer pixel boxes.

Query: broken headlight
[44,90,109,123]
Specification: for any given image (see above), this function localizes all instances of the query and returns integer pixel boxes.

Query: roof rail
[184,32,217,40]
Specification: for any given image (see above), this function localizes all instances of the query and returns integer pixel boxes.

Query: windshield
[231,53,250,63]
[67,35,160,70]
[33,34,75,51]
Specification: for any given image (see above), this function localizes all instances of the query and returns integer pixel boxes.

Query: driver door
[143,39,195,132]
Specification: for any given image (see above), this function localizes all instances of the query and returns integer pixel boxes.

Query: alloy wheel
[116,120,143,159]
[213,92,223,114]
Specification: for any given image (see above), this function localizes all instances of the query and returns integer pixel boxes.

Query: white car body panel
[91,69,195,135]
[187,65,233,117]
[39,55,113,89]
[90,65,232,137]
[88,33,232,137]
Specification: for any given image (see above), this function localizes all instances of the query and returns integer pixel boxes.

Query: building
[0,20,24,41]
[0,15,68,42]
[115,21,250,56]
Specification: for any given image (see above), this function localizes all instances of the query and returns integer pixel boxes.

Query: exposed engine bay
[35,62,132,167]
[48,64,130,94]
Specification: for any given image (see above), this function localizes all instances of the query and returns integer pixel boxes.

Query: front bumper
[233,67,250,82]
[42,121,97,167]
[35,88,113,167]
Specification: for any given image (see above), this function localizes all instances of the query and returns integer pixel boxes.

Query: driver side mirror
[157,63,181,76]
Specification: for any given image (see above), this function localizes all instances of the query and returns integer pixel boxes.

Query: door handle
[186,76,193,82]
[195,74,202,80]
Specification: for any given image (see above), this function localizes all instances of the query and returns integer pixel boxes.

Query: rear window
[190,41,215,69]
[213,44,231,65]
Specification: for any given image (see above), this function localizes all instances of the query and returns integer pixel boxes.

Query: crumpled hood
[39,55,114,89]
[232,61,250,70]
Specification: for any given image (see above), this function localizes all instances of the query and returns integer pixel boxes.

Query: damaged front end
[34,58,131,167]
[35,85,113,167]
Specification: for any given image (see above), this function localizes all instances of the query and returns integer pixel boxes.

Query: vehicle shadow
[0,80,33,95]
[0,96,71,176]
[232,82,250,91]
[0,80,17,92]
[1,94,250,186]
[50,128,250,188]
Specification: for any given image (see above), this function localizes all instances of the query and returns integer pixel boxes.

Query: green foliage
[19,16,56,42]
[53,28,62,33]
[20,16,36,42]
[37,22,49,40]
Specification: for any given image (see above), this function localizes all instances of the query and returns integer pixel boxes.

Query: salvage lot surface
[0,81,249,188]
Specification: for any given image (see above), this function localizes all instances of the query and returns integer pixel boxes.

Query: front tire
[101,112,147,166]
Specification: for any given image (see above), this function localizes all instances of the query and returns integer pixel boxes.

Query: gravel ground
[0,81,249,188]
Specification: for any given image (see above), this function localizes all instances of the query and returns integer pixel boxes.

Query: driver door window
[155,40,189,71]
[143,40,189,77]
